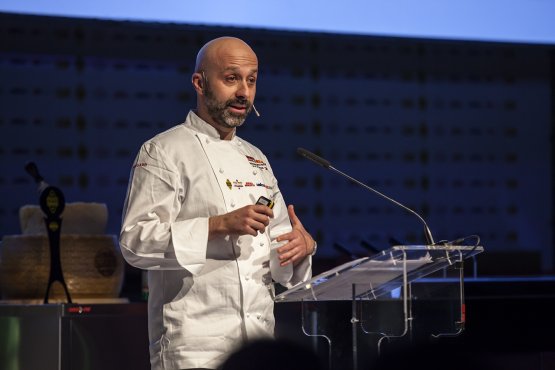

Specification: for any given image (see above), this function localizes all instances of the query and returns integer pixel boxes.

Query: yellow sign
[46,189,59,214]
[48,221,59,232]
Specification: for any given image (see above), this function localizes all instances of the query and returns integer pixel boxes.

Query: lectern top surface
[275,245,483,302]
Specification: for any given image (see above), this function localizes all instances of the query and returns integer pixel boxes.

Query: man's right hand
[208,204,273,239]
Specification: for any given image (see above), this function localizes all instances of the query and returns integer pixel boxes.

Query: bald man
[120,37,316,370]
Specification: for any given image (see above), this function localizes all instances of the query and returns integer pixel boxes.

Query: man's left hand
[275,205,316,266]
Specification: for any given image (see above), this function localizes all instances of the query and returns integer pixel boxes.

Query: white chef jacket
[120,111,312,370]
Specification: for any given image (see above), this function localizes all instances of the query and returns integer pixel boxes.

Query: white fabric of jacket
[120,111,312,370]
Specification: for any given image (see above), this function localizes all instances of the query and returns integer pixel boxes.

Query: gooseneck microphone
[297,147,435,245]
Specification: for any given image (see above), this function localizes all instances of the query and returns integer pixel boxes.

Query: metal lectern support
[366,250,412,356]
[431,250,465,338]
[301,301,332,369]
[351,284,358,370]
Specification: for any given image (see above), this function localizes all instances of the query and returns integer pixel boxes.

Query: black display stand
[25,162,72,303]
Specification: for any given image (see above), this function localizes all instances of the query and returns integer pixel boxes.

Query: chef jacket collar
[186,110,237,141]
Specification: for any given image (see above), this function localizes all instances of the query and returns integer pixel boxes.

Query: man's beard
[204,84,252,129]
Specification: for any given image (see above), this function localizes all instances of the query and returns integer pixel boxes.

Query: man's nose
[235,80,251,100]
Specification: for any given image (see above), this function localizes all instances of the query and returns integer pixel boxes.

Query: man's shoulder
[146,122,195,147]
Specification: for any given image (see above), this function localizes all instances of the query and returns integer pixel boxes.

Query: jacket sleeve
[119,142,207,275]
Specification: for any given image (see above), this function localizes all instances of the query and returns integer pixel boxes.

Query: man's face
[200,44,258,130]
[203,75,255,129]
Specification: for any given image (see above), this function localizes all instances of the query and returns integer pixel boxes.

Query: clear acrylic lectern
[275,244,484,370]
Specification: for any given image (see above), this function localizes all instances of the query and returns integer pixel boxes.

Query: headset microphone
[252,104,261,117]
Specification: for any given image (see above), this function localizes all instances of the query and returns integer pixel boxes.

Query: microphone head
[296,148,331,168]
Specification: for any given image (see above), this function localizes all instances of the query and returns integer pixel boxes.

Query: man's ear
[192,72,203,94]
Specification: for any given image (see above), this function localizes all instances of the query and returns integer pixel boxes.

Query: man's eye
[226,75,237,82]
[248,77,257,84]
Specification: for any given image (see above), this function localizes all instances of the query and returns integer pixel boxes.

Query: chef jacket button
[237,239,241,245]
[252,170,257,175]
[246,313,250,318]
[231,201,236,207]
[256,314,261,320]
[237,140,242,145]
[245,275,250,281]
[205,138,209,144]
[259,242,264,247]
[219,168,224,173]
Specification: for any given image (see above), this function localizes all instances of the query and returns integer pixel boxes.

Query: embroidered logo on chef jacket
[246,155,268,170]
[256,182,274,190]
[133,162,147,169]
[226,180,273,190]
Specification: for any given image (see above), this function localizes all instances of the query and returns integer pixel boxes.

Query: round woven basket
[0,234,124,300]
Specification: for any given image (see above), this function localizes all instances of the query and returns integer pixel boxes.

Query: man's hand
[275,205,316,266]
[209,204,273,239]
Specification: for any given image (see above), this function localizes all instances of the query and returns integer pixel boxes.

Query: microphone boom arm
[297,147,435,245]
[328,165,434,245]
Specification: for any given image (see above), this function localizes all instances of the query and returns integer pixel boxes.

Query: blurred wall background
[0,11,553,277]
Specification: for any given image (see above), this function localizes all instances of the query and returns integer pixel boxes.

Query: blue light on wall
[1,0,554,45]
